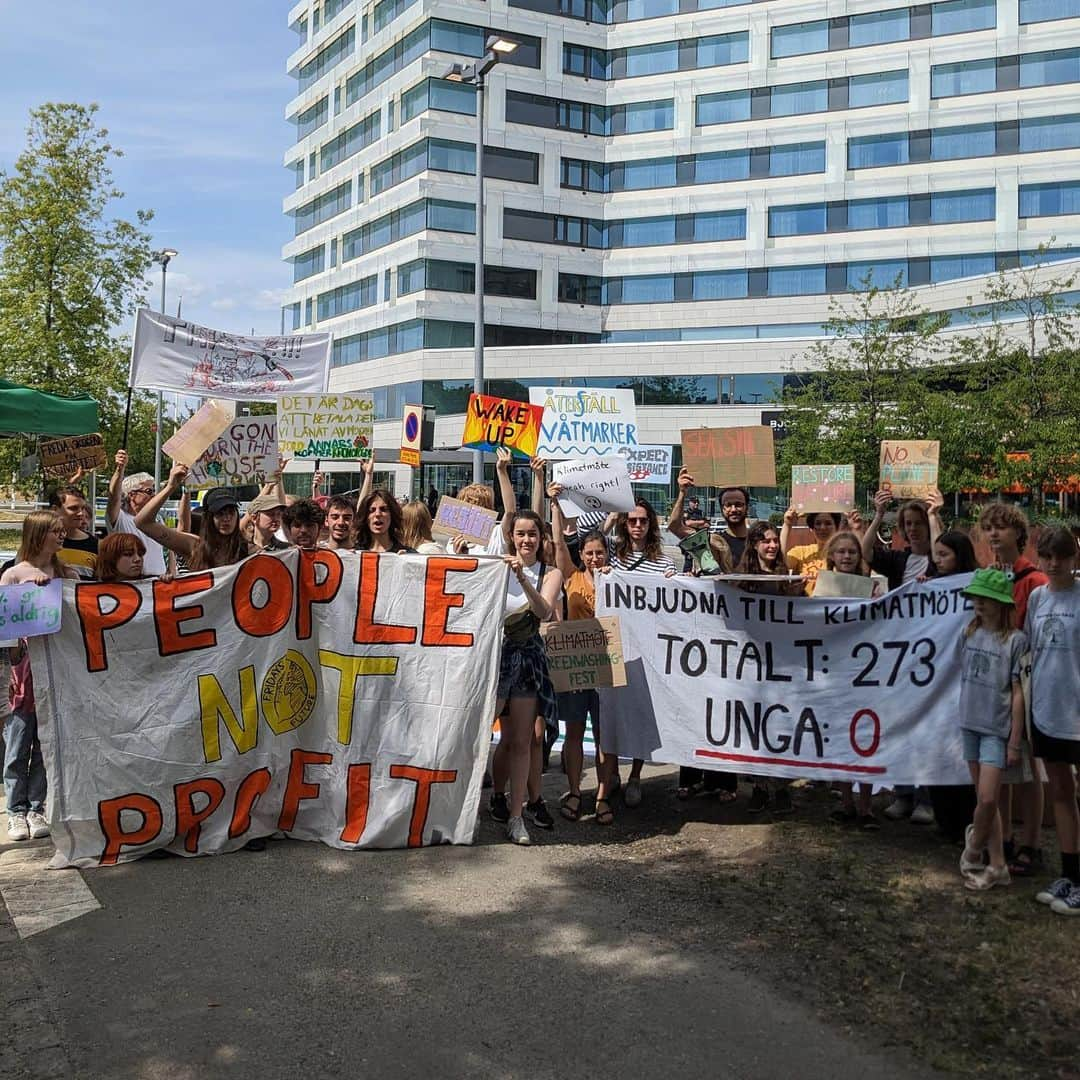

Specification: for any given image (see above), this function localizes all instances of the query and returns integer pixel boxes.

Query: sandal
[1007,846,1044,878]
[560,792,583,821]
[594,798,614,826]
[676,782,702,801]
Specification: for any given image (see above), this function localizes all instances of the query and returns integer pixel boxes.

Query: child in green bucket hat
[956,568,1029,891]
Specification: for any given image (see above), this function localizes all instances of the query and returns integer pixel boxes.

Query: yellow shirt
[565,569,595,620]
[785,542,827,596]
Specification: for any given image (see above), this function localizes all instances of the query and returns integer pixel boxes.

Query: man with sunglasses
[105,449,168,576]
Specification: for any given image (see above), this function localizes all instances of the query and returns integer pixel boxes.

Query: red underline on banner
[694,749,887,775]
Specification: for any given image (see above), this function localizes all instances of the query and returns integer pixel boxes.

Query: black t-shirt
[871,547,937,592]
[720,530,747,566]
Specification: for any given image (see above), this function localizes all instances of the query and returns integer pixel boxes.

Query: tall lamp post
[151,248,178,487]
[445,36,518,485]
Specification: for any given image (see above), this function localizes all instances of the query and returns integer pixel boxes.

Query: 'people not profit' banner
[595,571,978,785]
[32,550,506,867]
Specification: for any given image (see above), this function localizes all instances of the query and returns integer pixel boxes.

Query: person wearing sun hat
[133,464,253,572]
[955,567,1029,892]
[245,492,289,551]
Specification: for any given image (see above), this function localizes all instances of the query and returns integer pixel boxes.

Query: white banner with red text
[595,571,976,785]
[32,550,506,868]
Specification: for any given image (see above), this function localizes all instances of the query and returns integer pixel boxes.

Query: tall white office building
[282,0,1080,498]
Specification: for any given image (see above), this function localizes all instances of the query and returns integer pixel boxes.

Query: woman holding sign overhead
[490,510,563,846]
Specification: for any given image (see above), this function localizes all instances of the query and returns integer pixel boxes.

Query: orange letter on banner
[422,557,476,647]
[339,763,372,843]
[173,777,226,854]
[297,549,343,639]
[233,555,293,637]
[354,552,416,644]
[76,583,142,673]
[98,793,163,865]
[153,573,216,656]
[389,765,457,848]
[278,749,333,832]
[228,767,272,838]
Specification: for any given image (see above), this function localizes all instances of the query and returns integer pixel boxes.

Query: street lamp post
[445,36,518,485]
[151,249,178,487]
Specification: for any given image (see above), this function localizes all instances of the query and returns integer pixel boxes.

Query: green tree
[0,102,156,489]
[776,275,949,500]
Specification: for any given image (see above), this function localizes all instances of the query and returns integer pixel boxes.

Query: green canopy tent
[0,378,99,438]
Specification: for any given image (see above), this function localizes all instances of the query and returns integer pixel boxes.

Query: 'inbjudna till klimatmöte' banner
[32,550,506,868]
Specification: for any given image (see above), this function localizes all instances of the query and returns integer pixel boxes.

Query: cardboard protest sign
[812,570,875,599]
[596,571,980,785]
[791,464,855,514]
[0,579,62,644]
[38,434,107,479]
[880,440,939,499]
[431,496,499,547]
[186,418,278,488]
[277,393,375,460]
[400,403,424,467]
[619,444,672,484]
[551,457,635,516]
[680,426,776,488]
[129,309,331,400]
[461,393,543,457]
[163,400,237,466]
[541,616,626,693]
[31,549,506,866]
[530,386,638,458]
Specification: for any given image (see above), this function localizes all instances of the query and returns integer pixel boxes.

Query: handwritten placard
[618,444,673,484]
[529,386,639,458]
[163,400,237,466]
[430,496,499,547]
[680,426,776,488]
[540,616,627,693]
[277,393,375,460]
[0,579,63,642]
[460,393,543,458]
[880,440,939,499]
[38,433,107,479]
[791,464,855,514]
[551,458,635,515]
[186,417,278,488]
[812,570,875,599]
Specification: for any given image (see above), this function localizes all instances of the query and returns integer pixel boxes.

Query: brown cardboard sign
[430,496,499,548]
[880,440,939,499]
[680,425,776,488]
[540,616,627,693]
[39,433,107,479]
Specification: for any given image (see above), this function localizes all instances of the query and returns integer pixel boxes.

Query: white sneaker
[624,779,642,808]
[7,813,30,842]
[964,865,1011,892]
[506,815,531,846]
[910,804,935,826]
[884,796,913,821]
[26,811,50,839]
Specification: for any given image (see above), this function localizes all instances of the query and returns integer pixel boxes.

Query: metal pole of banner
[151,249,177,487]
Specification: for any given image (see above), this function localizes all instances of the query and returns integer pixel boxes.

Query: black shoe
[747,786,769,814]
[489,793,509,823]
[525,798,555,830]
[773,787,794,816]
[243,837,267,852]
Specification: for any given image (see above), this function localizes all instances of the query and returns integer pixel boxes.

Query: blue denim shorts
[961,728,1008,769]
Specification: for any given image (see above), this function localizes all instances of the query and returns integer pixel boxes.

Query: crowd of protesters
[2,447,1078,916]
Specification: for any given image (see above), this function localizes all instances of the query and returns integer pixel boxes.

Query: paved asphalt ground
[1,766,938,1080]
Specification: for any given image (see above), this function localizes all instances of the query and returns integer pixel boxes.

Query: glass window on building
[484,146,540,183]
[622,157,680,187]
[848,132,910,168]
[1020,0,1080,21]
[1019,180,1080,216]
[847,195,909,229]
[693,270,749,299]
[693,210,746,241]
[696,91,751,125]
[768,265,826,295]
[428,200,476,233]
[931,0,996,36]
[623,99,675,132]
[929,253,996,281]
[1019,48,1080,89]
[849,8,910,46]
[625,40,679,76]
[769,142,826,175]
[621,216,677,246]
[620,274,675,302]
[847,260,908,289]
[849,70,909,107]
[730,374,783,405]
[930,188,995,222]
[931,58,997,96]
[695,32,749,67]
[771,19,829,59]
[770,79,829,117]
[931,122,997,159]
[1019,114,1080,151]
[768,204,827,236]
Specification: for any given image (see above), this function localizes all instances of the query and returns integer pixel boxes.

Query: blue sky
[0,3,297,336]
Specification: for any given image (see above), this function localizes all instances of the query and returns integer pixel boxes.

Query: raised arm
[358,457,374,505]
[133,463,198,557]
[862,489,891,564]
[177,487,192,534]
[926,488,945,547]
[106,449,127,528]
[529,457,546,518]
[668,467,694,538]
[496,447,517,547]
[780,505,799,557]
[547,483,579,583]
